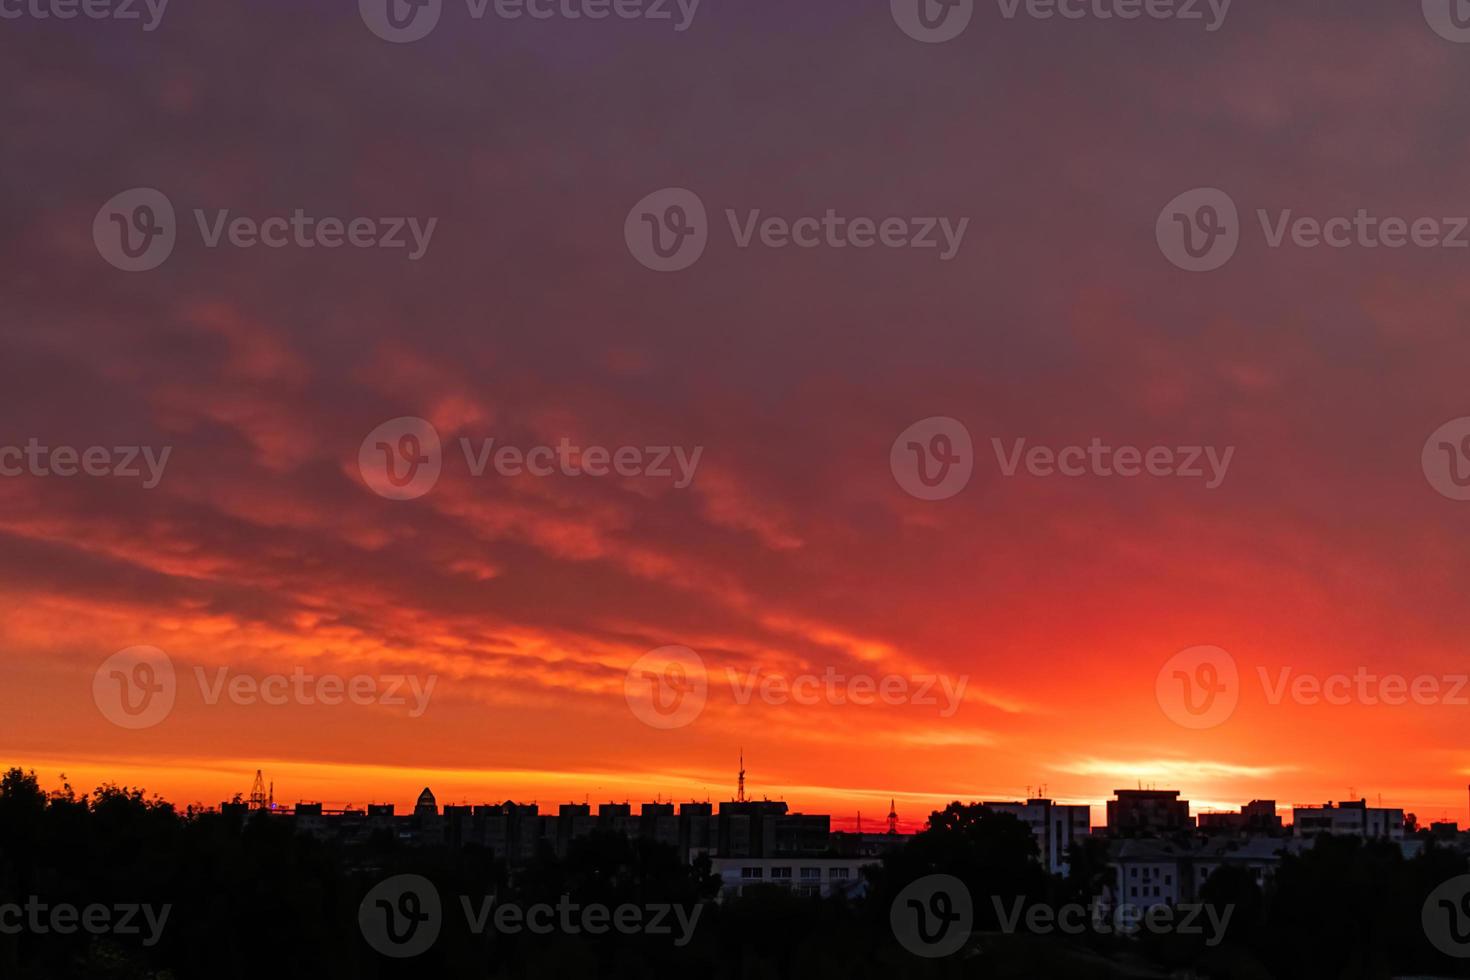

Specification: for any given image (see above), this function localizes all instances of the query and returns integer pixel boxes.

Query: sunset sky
[4,0,1470,831]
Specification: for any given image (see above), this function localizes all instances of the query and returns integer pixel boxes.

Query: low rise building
[710,857,872,899]
[1197,800,1283,835]
[1107,790,1194,837]
[1291,800,1404,840]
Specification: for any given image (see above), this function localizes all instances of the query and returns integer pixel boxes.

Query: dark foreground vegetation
[1,768,1467,979]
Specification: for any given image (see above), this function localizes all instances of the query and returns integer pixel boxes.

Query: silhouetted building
[1197,800,1283,835]
[711,857,871,899]
[982,798,1092,874]
[1112,836,1288,908]
[680,802,714,858]
[1292,799,1404,840]
[1106,790,1193,836]
[598,802,639,837]
[641,802,679,848]
[414,787,437,817]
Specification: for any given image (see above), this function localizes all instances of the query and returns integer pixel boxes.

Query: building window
[829,868,850,879]
[1130,886,1138,897]
[800,867,821,880]
[741,867,763,879]
[1129,868,1138,878]
[771,867,792,880]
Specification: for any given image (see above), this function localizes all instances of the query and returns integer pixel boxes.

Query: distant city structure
[220,770,1442,910]
[1197,800,1283,835]
[980,798,1091,875]
[1291,799,1406,840]
[1106,789,1193,836]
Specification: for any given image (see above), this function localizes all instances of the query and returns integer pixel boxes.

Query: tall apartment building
[981,798,1092,874]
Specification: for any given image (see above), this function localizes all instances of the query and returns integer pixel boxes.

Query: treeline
[2,770,1469,978]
